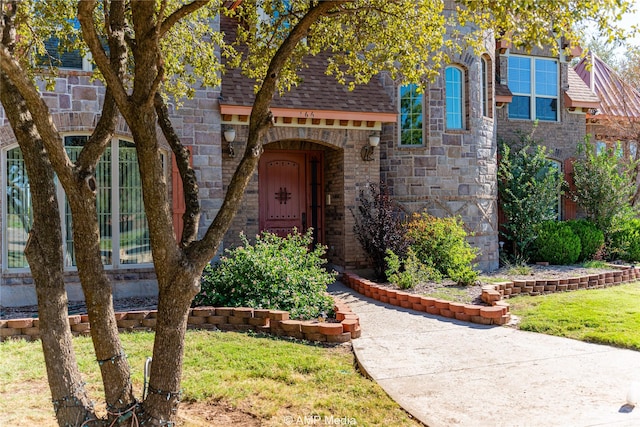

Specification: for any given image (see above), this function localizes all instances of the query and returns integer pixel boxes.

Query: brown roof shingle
[219,17,395,117]
[565,67,600,109]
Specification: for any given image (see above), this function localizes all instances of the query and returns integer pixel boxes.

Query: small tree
[352,182,409,280]
[498,132,564,261]
[572,141,637,236]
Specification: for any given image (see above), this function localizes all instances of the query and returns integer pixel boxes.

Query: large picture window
[508,56,558,121]
[3,136,152,270]
[445,66,465,129]
[399,83,424,146]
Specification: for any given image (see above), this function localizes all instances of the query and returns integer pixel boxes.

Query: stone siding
[380,49,499,271]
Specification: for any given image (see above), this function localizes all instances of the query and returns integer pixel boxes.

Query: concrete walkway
[328,281,640,427]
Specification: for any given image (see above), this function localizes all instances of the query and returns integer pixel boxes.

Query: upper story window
[2,136,153,271]
[481,55,493,118]
[399,83,424,146]
[508,55,558,121]
[445,65,465,130]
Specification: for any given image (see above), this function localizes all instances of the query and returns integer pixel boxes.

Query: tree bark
[0,72,95,426]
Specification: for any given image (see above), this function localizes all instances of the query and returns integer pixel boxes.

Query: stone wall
[380,50,499,271]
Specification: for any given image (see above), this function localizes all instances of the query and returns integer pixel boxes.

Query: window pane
[508,56,531,94]
[5,147,31,268]
[64,136,112,266]
[400,84,423,145]
[482,58,488,117]
[37,37,84,69]
[119,141,151,264]
[535,59,558,97]
[509,95,531,119]
[535,97,557,121]
[446,67,463,129]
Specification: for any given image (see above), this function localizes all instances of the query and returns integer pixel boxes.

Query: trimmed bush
[406,213,478,286]
[533,221,581,265]
[193,230,336,319]
[385,248,442,289]
[609,218,640,262]
[566,219,604,261]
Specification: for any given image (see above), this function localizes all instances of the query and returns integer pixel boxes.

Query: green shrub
[533,221,581,265]
[498,133,564,261]
[384,248,442,289]
[566,219,604,261]
[572,141,637,236]
[193,230,336,319]
[406,213,478,286]
[609,218,640,262]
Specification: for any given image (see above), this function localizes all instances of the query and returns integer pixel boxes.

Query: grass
[509,282,640,351]
[423,286,474,303]
[0,330,420,426]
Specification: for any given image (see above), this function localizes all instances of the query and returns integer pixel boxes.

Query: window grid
[399,84,424,146]
[445,66,464,130]
[5,148,31,269]
[508,56,558,121]
[3,136,152,271]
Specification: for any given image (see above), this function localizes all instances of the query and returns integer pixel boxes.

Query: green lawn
[0,330,420,426]
[509,282,640,350]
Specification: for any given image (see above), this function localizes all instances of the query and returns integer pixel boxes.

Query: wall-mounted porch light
[223,127,236,158]
[361,133,380,161]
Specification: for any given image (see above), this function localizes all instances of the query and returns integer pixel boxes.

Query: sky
[619,2,640,47]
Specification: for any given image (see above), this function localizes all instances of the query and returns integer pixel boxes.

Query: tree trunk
[0,73,96,426]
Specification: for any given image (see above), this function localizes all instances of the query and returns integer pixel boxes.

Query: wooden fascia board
[219,104,397,123]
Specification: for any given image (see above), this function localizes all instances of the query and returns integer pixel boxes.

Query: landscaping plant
[533,220,581,265]
[194,229,336,319]
[566,219,604,261]
[609,218,640,262]
[385,248,442,289]
[406,213,479,285]
[352,182,409,280]
[498,133,564,261]
[571,141,637,240]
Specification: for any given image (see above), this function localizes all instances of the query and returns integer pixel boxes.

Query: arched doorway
[258,149,324,245]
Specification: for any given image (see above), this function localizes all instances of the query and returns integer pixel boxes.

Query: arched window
[399,83,424,146]
[445,66,465,130]
[2,136,154,270]
[481,55,493,118]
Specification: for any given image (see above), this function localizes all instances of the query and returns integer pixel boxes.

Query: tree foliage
[572,141,637,234]
[498,133,564,261]
[0,0,634,425]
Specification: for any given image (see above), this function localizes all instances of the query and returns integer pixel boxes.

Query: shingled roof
[564,67,600,109]
[219,17,396,120]
[574,53,640,118]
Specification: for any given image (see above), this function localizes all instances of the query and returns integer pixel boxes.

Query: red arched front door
[258,150,323,245]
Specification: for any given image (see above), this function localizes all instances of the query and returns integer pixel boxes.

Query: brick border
[0,300,361,343]
[480,265,640,304]
[342,272,510,326]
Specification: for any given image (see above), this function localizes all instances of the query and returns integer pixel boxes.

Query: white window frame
[2,135,164,272]
[398,83,425,146]
[508,54,559,122]
[445,65,465,130]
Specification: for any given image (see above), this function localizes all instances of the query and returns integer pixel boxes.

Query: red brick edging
[342,272,511,326]
[0,301,361,343]
[481,264,640,304]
